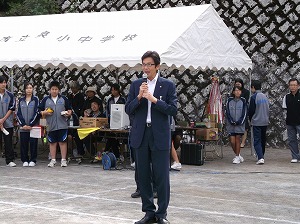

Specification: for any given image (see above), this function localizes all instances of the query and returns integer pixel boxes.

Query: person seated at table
[105,83,127,160]
[83,86,103,116]
[83,101,104,159]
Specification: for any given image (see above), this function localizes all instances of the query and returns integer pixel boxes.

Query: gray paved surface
[0,145,300,224]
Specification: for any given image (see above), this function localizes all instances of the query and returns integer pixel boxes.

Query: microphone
[142,73,147,83]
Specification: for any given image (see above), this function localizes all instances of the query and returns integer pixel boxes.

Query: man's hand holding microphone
[138,74,157,104]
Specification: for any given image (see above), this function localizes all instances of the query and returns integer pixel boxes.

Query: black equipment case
[180,143,204,166]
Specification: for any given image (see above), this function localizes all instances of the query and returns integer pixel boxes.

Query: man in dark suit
[125,51,177,224]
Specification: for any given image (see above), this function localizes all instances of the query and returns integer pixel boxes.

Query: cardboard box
[195,122,216,128]
[196,128,218,141]
[79,117,108,128]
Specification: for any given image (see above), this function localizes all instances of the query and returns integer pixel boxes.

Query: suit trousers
[135,126,170,219]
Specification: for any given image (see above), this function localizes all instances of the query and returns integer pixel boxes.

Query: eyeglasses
[142,63,155,68]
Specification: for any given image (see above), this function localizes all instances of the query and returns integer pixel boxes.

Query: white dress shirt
[146,72,159,123]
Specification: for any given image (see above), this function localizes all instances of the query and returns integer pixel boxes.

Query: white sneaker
[7,162,16,167]
[23,162,29,167]
[61,159,68,167]
[171,162,182,170]
[28,161,36,167]
[291,159,298,163]
[239,155,244,163]
[256,158,265,165]
[48,159,56,167]
[232,156,240,164]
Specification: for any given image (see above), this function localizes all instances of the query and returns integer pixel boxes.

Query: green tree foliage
[1,0,61,16]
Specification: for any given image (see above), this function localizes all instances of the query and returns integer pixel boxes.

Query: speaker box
[180,143,204,166]
[110,104,130,129]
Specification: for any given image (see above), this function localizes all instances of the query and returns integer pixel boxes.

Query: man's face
[142,57,159,78]
[0,80,7,92]
[71,87,78,94]
[233,88,242,98]
[86,91,95,98]
[289,81,299,93]
[50,86,59,97]
[91,102,99,112]
[111,87,119,97]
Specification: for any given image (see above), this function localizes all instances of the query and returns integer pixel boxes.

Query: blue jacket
[16,95,40,132]
[0,90,15,128]
[125,76,177,150]
[249,90,269,126]
[225,97,247,134]
[38,94,72,132]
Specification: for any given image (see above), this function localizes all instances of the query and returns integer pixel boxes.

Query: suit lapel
[153,77,162,99]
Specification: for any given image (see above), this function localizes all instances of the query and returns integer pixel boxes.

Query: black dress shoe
[156,218,170,224]
[131,190,141,198]
[153,192,158,198]
[134,215,157,224]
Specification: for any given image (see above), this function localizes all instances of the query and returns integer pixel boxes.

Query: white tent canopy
[0,4,252,70]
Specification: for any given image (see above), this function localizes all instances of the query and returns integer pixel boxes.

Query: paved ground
[0,144,300,224]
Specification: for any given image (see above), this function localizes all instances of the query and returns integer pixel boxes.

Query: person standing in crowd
[106,83,126,119]
[234,78,250,148]
[68,80,85,157]
[125,51,177,224]
[39,81,72,167]
[83,86,103,116]
[16,83,40,167]
[248,80,269,165]
[226,86,247,164]
[0,76,16,167]
[105,83,126,160]
[282,78,300,163]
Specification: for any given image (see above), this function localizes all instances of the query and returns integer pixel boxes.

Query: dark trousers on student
[0,128,14,164]
[20,132,38,163]
[253,126,267,160]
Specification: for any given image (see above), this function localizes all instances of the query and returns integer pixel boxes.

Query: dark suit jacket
[125,76,177,150]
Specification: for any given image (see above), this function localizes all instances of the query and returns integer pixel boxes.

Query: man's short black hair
[288,78,299,85]
[0,76,7,83]
[141,51,160,66]
[251,80,261,90]
[234,78,245,89]
[111,83,120,92]
[49,80,61,89]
